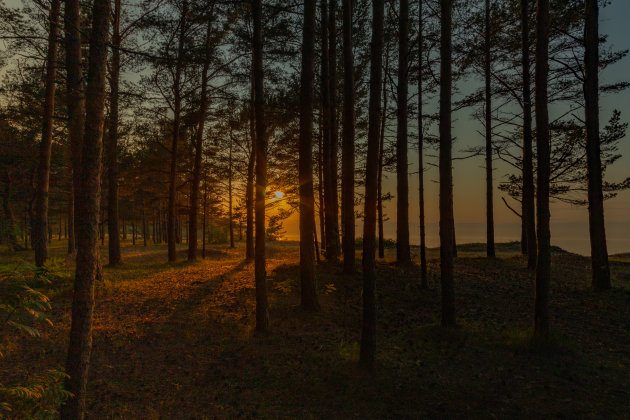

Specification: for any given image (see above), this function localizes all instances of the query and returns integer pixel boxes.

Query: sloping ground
[2,241,630,418]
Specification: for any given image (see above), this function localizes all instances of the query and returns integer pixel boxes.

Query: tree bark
[521,0,536,269]
[396,0,411,265]
[60,0,110,414]
[252,0,269,332]
[299,0,319,310]
[228,129,234,249]
[418,0,427,287]
[341,0,355,274]
[188,15,212,261]
[584,0,610,290]
[2,177,20,252]
[360,0,384,371]
[439,0,456,327]
[318,111,326,252]
[534,0,551,338]
[106,0,122,266]
[484,0,495,258]
[245,78,256,259]
[377,47,389,259]
[168,0,188,262]
[32,0,61,267]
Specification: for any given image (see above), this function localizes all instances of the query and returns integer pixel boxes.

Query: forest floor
[2,239,630,418]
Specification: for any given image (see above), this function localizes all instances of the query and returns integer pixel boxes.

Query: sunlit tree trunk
[32,0,61,267]
[318,111,326,252]
[168,0,188,262]
[106,0,122,266]
[299,0,319,310]
[341,0,355,274]
[202,188,207,258]
[417,0,427,287]
[396,0,411,266]
[521,0,537,270]
[60,0,110,414]
[439,0,456,327]
[534,0,551,338]
[584,0,610,291]
[189,16,212,261]
[484,0,495,258]
[246,79,255,259]
[228,130,234,249]
[252,0,269,332]
[360,0,384,371]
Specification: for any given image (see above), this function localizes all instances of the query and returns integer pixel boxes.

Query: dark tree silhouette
[484,0,495,258]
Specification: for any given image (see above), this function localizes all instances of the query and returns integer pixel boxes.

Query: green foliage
[0,259,72,417]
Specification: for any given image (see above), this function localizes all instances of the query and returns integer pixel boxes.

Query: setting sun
[273,191,284,200]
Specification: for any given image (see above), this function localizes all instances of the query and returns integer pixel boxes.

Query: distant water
[396,221,630,256]
[288,221,630,256]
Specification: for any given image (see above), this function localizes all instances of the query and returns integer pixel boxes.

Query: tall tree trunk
[252,0,269,332]
[521,0,537,269]
[377,46,389,259]
[168,0,188,262]
[106,0,122,266]
[32,0,61,267]
[534,0,551,338]
[341,0,355,274]
[188,15,212,261]
[417,0,427,287]
[299,0,319,310]
[484,0,495,258]
[321,0,339,262]
[439,0,456,327]
[584,0,610,290]
[360,0,384,371]
[245,79,255,259]
[396,0,411,265]
[2,178,20,252]
[60,0,109,414]
[318,111,326,252]
[328,0,340,262]
[68,194,75,253]
[202,188,207,258]
[228,130,234,249]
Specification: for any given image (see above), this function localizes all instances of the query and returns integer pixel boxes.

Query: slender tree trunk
[360,0,384,371]
[327,0,340,262]
[299,0,319,310]
[106,0,122,266]
[341,0,355,274]
[377,47,389,259]
[484,0,495,258]
[418,0,427,287]
[439,0,456,328]
[202,188,207,258]
[60,0,109,414]
[2,178,20,252]
[252,0,269,332]
[168,0,188,262]
[521,0,537,269]
[188,15,212,261]
[228,130,235,249]
[32,0,61,267]
[68,194,75,253]
[584,0,610,290]
[318,111,326,252]
[534,0,551,338]
[245,79,256,259]
[396,0,411,265]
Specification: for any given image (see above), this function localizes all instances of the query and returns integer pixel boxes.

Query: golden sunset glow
[273,191,284,200]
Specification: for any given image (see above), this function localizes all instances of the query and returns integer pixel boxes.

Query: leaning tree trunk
[252,0,269,332]
[106,0,122,266]
[534,0,551,338]
[167,0,188,262]
[484,0,495,258]
[32,0,61,267]
[584,0,610,290]
[417,0,427,287]
[60,0,109,415]
[396,0,411,266]
[341,0,355,274]
[360,0,384,372]
[298,0,319,310]
[439,0,456,327]
[188,15,212,261]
